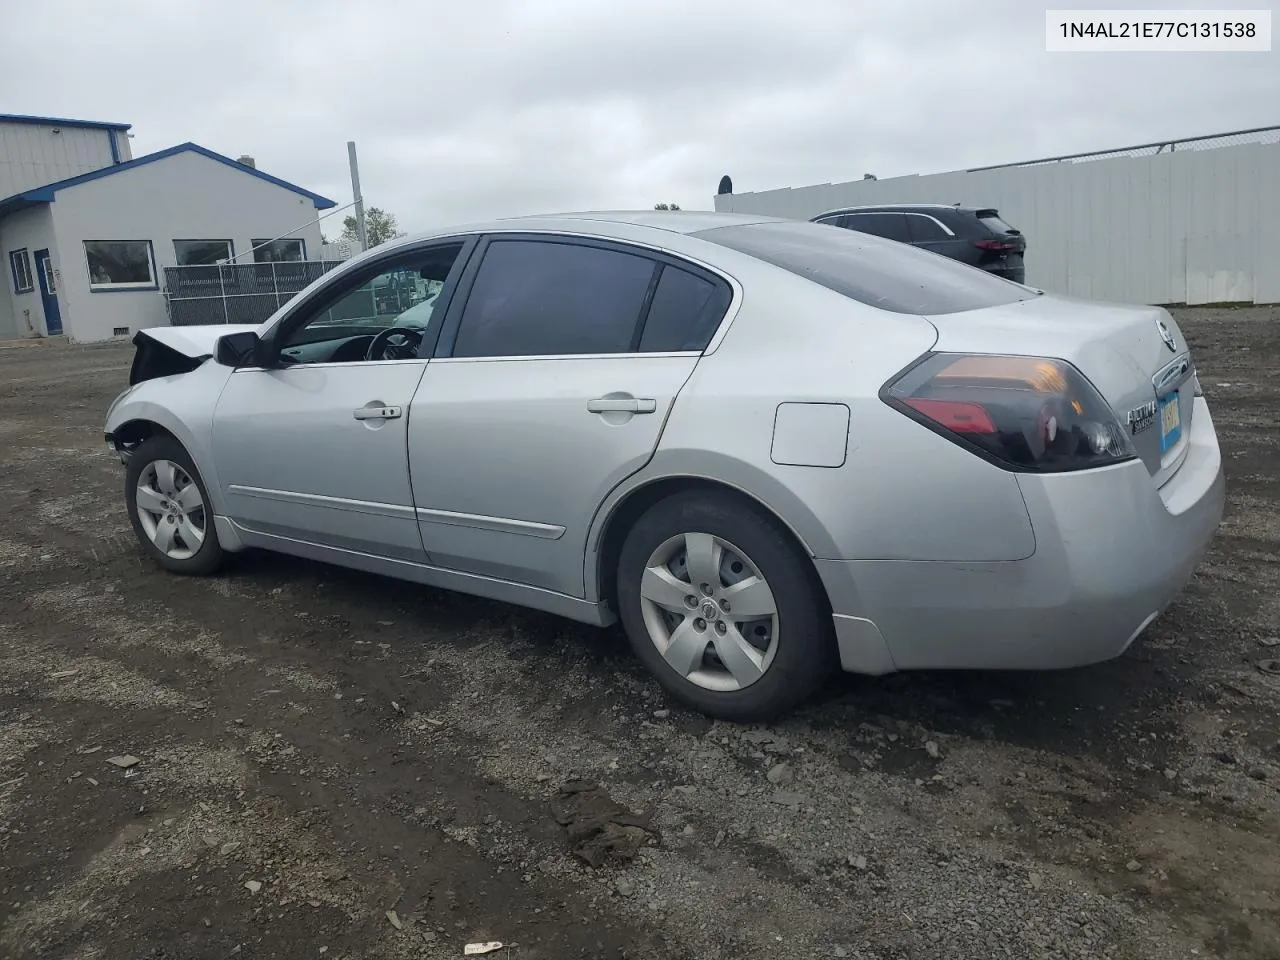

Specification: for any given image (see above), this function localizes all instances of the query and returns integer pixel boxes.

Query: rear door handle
[353,405,403,421]
[587,397,657,414]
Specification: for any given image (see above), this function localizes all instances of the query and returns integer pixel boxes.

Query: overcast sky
[2,0,1277,233]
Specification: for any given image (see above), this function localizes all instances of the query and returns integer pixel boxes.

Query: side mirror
[214,331,263,368]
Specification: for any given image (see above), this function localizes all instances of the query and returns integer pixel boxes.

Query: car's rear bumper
[818,396,1225,673]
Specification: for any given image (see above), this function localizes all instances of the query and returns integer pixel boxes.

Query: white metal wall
[714,141,1280,306]
[0,121,125,198]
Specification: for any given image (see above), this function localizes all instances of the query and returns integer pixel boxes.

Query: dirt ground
[0,306,1277,960]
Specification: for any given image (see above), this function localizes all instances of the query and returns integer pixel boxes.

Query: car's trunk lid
[925,294,1195,484]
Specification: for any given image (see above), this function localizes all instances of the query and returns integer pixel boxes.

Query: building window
[84,240,157,291]
[8,249,34,294]
[174,239,234,266]
[251,239,305,263]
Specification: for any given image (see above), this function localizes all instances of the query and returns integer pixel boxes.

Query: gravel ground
[0,306,1277,960]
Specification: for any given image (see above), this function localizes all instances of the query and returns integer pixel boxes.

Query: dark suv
[810,204,1027,284]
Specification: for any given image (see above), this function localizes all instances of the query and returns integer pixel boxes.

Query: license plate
[1158,393,1181,452]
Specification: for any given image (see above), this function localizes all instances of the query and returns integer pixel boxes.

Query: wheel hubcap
[135,459,206,560]
[638,532,779,692]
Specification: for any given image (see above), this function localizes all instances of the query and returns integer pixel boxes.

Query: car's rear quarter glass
[637,265,732,352]
[693,220,1033,316]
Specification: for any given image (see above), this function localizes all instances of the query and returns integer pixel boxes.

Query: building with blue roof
[1,113,337,341]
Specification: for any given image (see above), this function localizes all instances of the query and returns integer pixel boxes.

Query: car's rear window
[976,211,1017,234]
[692,220,1033,315]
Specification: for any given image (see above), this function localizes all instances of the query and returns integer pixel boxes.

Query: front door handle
[353,404,403,421]
[587,397,657,415]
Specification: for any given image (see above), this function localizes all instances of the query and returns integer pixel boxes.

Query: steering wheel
[365,326,425,361]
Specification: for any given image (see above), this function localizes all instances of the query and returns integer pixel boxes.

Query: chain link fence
[967,124,1280,172]
[162,260,347,327]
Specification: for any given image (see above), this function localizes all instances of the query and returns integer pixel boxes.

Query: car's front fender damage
[127,324,259,386]
[129,331,206,387]
[106,330,212,463]
[104,328,238,518]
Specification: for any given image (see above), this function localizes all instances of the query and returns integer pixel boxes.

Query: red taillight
[974,239,1017,252]
[902,398,995,434]
[883,354,1137,473]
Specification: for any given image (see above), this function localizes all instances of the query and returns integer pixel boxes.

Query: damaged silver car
[106,211,1225,720]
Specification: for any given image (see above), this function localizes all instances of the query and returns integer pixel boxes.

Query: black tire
[616,490,835,722]
[124,434,225,576]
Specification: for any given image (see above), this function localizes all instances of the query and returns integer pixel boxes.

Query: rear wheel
[124,435,224,576]
[616,491,834,721]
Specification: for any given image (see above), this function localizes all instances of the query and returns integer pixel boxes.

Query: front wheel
[124,434,225,576]
[616,491,835,722]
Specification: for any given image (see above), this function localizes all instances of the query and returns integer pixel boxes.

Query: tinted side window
[452,240,655,358]
[638,265,733,352]
[846,213,911,243]
[905,214,950,242]
[692,220,1033,316]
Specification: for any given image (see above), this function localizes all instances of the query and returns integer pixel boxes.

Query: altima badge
[1128,400,1158,434]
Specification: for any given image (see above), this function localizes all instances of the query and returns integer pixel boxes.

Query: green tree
[653,202,681,210]
[340,207,404,248]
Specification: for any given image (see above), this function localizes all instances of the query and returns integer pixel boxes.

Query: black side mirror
[214,331,263,368]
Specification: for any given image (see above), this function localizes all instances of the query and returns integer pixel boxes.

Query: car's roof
[814,203,989,218]
[536,210,789,234]
[391,210,787,247]
[322,210,807,281]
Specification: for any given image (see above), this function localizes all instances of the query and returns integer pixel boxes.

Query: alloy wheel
[135,459,207,560]
[638,532,780,692]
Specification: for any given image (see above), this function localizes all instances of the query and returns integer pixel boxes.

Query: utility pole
[347,140,368,252]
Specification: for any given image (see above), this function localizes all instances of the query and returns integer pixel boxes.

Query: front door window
[277,243,464,365]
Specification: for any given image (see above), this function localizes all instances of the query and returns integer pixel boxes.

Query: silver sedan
[105,212,1225,720]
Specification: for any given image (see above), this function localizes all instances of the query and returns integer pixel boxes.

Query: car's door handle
[353,405,403,421]
[587,397,657,414]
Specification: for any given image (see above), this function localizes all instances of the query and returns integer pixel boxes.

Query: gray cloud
[3,0,1276,233]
